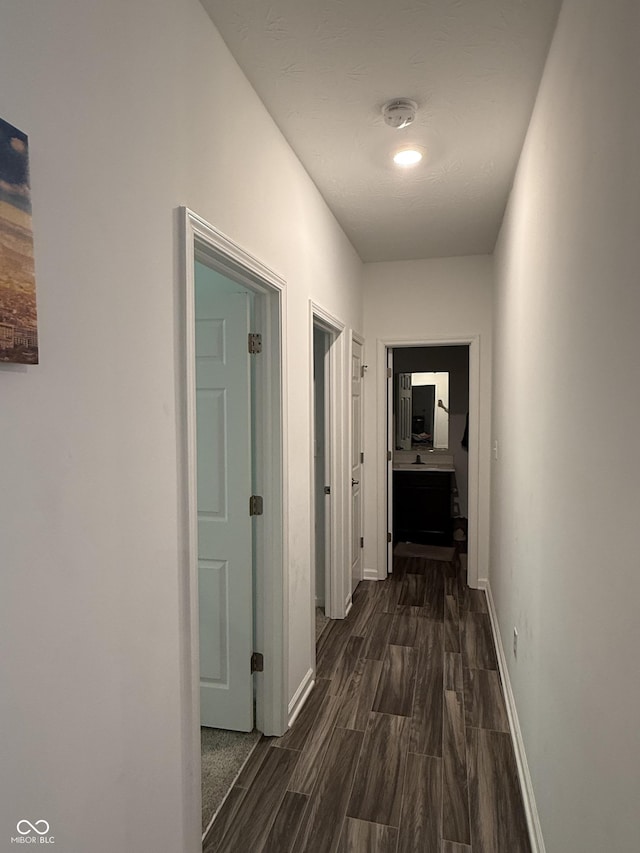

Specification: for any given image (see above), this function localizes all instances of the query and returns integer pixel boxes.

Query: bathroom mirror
[395,371,449,450]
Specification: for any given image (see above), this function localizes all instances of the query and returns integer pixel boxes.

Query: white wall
[491,1,640,849]
[0,2,362,851]
[362,256,493,583]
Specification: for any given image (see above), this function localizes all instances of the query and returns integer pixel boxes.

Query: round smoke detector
[381,99,418,129]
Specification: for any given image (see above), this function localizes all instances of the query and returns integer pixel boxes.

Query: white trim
[287,668,315,726]
[376,335,481,588]
[480,580,546,853]
[350,331,365,597]
[386,347,394,572]
[344,596,353,617]
[178,207,289,853]
[363,568,379,581]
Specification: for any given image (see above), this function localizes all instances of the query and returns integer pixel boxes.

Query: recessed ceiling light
[393,148,423,167]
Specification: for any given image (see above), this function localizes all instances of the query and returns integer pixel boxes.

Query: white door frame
[386,347,394,572]
[349,332,365,602]
[378,335,480,589]
[309,301,346,626]
[178,208,288,852]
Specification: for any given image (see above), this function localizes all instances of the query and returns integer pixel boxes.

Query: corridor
[203,554,530,852]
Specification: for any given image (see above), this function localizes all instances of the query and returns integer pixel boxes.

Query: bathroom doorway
[391,345,469,548]
[380,338,480,584]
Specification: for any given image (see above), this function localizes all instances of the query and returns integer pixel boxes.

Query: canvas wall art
[0,117,38,364]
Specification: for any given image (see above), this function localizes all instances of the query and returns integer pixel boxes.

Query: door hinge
[249,495,263,516]
[387,367,392,378]
[251,651,264,673]
[387,450,392,461]
[248,333,262,354]
[387,532,392,543]
[360,536,364,549]
[360,451,364,464]
[324,485,331,495]
[360,364,366,378]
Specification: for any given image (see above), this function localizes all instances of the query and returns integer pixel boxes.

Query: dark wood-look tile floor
[203,555,530,853]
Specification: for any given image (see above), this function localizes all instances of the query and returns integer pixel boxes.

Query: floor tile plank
[422,562,445,620]
[330,635,365,696]
[461,611,498,670]
[273,679,331,751]
[409,620,444,757]
[389,613,422,647]
[445,593,461,652]
[335,657,383,731]
[442,843,472,852]
[467,727,531,853]
[460,586,488,614]
[292,727,364,853]
[444,652,463,692]
[349,583,381,637]
[396,752,442,853]
[372,644,418,717]
[337,817,398,853]
[261,791,309,853]
[362,612,394,660]
[442,690,471,845]
[347,712,408,827]
[288,694,340,794]
[397,573,427,608]
[235,736,274,788]
[217,746,299,853]
[287,690,343,795]
[464,668,509,732]
[380,578,403,614]
[202,786,246,853]
[317,619,355,679]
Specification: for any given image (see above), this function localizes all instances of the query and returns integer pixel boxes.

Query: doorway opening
[390,345,469,558]
[377,336,480,587]
[312,323,331,644]
[309,302,348,643]
[178,209,287,851]
[350,333,364,596]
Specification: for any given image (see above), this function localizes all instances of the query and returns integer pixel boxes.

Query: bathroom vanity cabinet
[393,468,454,546]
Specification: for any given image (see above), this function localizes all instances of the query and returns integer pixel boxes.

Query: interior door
[351,336,363,593]
[195,280,253,731]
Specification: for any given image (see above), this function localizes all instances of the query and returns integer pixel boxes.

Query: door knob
[352,479,359,486]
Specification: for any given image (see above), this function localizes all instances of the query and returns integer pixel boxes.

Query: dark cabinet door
[393,470,453,546]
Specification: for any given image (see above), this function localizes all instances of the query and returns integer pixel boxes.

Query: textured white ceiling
[201,0,561,262]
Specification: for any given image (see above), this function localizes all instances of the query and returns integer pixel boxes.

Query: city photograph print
[0,117,38,364]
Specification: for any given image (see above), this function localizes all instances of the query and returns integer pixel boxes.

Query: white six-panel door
[195,284,253,731]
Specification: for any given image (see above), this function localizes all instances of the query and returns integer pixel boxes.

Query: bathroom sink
[393,462,455,471]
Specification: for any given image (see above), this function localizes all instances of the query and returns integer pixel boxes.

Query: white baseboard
[363,567,379,581]
[478,580,546,853]
[287,667,314,728]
